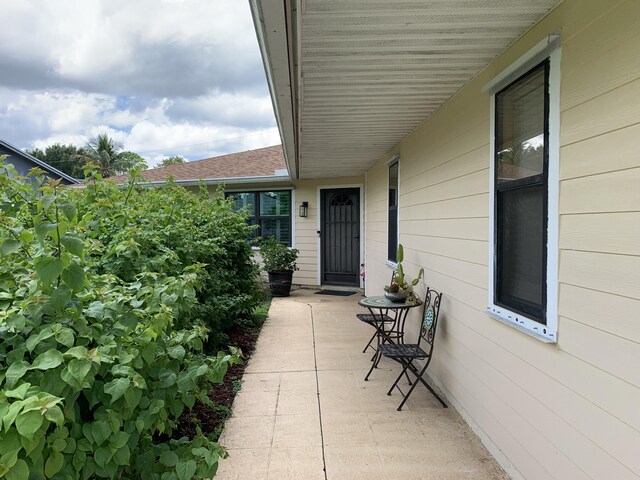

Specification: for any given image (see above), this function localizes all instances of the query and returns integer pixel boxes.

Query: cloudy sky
[0,0,280,167]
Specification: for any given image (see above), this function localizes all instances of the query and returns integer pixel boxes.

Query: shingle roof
[113,145,286,184]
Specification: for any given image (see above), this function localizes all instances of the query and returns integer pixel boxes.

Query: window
[487,41,560,343]
[388,160,399,262]
[227,190,292,246]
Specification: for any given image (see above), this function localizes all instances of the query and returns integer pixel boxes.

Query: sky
[0,0,280,167]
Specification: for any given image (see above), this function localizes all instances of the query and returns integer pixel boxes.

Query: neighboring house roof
[0,139,79,184]
[113,145,288,185]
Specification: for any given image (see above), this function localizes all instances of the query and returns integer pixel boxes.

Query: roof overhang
[121,173,292,188]
[250,1,561,180]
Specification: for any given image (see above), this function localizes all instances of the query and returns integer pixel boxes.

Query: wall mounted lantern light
[299,201,309,217]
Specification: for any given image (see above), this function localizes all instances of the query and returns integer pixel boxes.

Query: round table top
[358,295,421,309]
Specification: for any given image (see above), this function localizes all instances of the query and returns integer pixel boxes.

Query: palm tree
[73,134,138,177]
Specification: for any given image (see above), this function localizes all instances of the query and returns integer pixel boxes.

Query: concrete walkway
[216,289,508,480]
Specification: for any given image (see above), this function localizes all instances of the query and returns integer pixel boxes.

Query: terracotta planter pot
[268,271,294,297]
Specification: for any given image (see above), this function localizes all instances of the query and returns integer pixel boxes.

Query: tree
[72,133,143,177]
[117,151,147,172]
[159,155,186,167]
[27,143,84,179]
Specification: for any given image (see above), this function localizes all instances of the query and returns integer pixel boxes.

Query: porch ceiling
[251,0,560,180]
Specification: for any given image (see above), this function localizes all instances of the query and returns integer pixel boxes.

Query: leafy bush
[259,236,299,272]
[0,160,261,479]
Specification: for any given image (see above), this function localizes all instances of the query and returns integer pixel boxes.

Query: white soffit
[290,0,561,179]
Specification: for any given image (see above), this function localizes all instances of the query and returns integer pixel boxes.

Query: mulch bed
[173,325,263,441]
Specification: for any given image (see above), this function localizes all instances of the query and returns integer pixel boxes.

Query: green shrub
[0,161,259,479]
[259,236,299,272]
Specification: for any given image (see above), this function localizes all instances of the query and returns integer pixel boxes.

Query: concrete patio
[216,289,508,480]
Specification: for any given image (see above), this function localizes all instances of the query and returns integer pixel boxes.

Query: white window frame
[386,155,400,268]
[485,36,561,343]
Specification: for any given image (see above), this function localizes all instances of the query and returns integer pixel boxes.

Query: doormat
[315,290,357,296]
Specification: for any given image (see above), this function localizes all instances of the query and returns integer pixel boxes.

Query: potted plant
[384,244,424,304]
[260,236,299,297]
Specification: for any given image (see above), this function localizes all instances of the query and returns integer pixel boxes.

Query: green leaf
[5,383,31,400]
[15,410,44,438]
[43,405,65,426]
[104,378,130,402]
[167,345,185,361]
[5,459,29,480]
[26,327,54,352]
[90,421,111,446]
[64,346,89,360]
[51,438,66,452]
[54,327,75,348]
[34,256,64,286]
[5,361,29,388]
[112,445,130,466]
[60,203,77,221]
[30,349,64,370]
[0,239,21,255]
[109,431,129,450]
[61,235,84,256]
[40,196,55,211]
[35,221,56,241]
[62,263,86,290]
[0,449,19,472]
[94,446,112,467]
[45,450,64,478]
[159,451,179,467]
[61,359,92,388]
[176,459,197,480]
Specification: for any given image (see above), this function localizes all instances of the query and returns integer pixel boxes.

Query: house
[0,139,78,184]
[242,1,640,480]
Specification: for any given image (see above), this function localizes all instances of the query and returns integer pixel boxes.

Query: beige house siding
[364,1,640,479]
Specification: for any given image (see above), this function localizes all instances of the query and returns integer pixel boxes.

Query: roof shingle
[113,145,286,184]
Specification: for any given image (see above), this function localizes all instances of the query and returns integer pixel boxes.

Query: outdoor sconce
[299,201,309,217]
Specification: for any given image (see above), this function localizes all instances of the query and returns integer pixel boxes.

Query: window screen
[494,61,549,323]
[388,161,399,262]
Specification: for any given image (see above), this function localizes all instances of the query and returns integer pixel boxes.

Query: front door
[321,188,360,286]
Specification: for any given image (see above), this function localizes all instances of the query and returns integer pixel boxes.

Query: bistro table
[358,295,422,381]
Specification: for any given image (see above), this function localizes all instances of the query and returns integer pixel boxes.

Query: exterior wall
[198,176,364,287]
[364,1,640,479]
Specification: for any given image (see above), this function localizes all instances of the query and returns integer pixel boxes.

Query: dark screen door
[321,188,360,286]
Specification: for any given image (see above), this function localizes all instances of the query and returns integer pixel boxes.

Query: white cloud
[0,1,280,170]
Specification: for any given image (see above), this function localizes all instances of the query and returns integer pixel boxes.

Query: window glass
[259,191,290,216]
[496,64,545,185]
[232,192,255,215]
[494,61,548,324]
[227,190,292,246]
[388,161,399,262]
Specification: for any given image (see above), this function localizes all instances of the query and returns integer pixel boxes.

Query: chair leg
[387,362,408,395]
[362,330,377,354]
[364,350,380,381]
[396,361,447,411]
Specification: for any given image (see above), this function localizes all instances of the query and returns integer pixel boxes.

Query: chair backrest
[417,287,443,353]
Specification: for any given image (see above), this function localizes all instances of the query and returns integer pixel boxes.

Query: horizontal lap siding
[363,0,640,478]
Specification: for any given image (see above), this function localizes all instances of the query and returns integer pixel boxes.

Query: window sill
[485,310,557,344]
[386,260,398,269]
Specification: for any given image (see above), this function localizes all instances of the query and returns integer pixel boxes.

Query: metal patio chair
[357,271,396,354]
[379,287,447,411]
